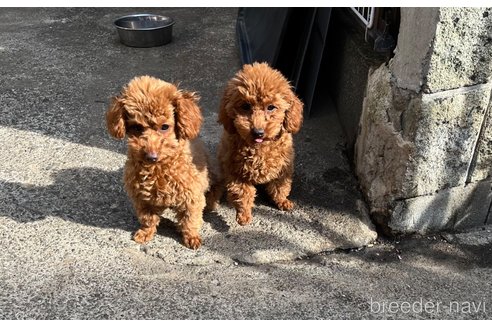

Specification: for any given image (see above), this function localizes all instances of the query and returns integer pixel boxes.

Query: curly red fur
[106,75,216,249]
[106,96,126,139]
[175,91,203,140]
[217,62,304,225]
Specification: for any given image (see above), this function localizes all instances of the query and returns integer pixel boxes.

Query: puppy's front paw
[133,228,156,244]
[276,199,294,211]
[236,212,252,226]
[183,234,202,250]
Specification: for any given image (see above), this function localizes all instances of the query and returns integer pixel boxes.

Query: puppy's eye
[160,124,170,131]
[241,103,252,111]
[267,105,276,112]
[128,124,144,135]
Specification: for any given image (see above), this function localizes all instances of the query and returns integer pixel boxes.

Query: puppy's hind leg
[205,162,224,212]
[133,205,161,244]
[205,182,223,212]
[265,165,295,211]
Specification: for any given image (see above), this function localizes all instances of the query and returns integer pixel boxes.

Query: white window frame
[350,7,375,29]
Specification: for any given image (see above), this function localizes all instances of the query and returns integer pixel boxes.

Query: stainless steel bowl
[114,14,175,47]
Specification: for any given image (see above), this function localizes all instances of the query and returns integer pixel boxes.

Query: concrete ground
[0,8,491,319]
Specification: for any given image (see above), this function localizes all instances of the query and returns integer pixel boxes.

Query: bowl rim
[114,14,175,31]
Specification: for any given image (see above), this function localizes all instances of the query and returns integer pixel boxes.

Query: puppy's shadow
[202,186,277,234]
[155,217,182,241]
[254,185,278,207]
[204,211,230,233]
[0,167,136,232]
[138,206,231,244]
[0,164,234,246]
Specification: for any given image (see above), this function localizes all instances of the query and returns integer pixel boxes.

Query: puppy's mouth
[254,137,264,144]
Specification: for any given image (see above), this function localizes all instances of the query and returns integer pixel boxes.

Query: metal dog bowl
[114,14,175,47]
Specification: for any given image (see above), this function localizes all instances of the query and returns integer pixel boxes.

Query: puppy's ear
[217,87,236,134]
[106,96,126,139]
[175,91,203,140]
[283,89,304,134]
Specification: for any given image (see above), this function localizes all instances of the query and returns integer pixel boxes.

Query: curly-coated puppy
[106,75,215,249]
[217,62,304,226]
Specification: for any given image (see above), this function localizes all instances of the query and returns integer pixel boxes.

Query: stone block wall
[470,100,492,182]
[355,7,492,233]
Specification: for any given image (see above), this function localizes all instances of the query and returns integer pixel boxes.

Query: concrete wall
[355,7,492,233]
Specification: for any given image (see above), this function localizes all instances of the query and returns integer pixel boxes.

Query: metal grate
[350,7,375,29]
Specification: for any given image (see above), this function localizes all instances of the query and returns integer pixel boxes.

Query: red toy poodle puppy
[217,62,304,225]
[106,75,216,249]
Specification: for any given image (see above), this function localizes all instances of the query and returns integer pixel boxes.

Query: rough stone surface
[2,225,492,319]
[442,225,492,245]
[469,99,492,182]
[426,8,492,93]
[391,8,492,94]
[409,84,492,196]
[355,64,414,212]
[390,8,440,93]
[390,179,492,233]
[356,64,492,232]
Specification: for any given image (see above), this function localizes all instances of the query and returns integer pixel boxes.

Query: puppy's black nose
[252,128,265,138]
[146,152,158,162]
